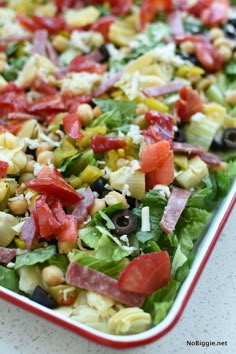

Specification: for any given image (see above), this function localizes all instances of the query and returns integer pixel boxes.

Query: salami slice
[65,262,146,307]
[0,247,16,265]
[160,187,192,234]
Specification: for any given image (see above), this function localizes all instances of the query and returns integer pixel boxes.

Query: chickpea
[105,191,129,209]
[93,106,102,119]
[36,142,53,157]
[8,195,28,215]
[42,265,64,287]
[19,173,34,185]
[180,40,195,55]
[77,103,94,126]
[89,198,106,215]
[135,103,148,116]
[58,241,77,254]
[23,159,36,173]
[37,151,55,165]
[52,35,68,52]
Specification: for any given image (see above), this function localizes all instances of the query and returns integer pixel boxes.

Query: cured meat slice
[65,262,146,307]
[160,187,192,234]
[0,247,16,265]
[142,81,184,98]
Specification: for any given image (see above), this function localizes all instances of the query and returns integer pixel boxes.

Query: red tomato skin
[26,166,83,206]
[175,87,203,122]
[63,113,83,140]
[201,0,229,27]
[140,0,173,30]
[90,16,115,41]
[118,251,171,295]
[69,55,106,74]
[34,196,61,239]
[0,161,9,178]
[91,135,126,153]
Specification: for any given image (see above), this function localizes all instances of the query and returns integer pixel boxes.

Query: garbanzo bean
[8,195,28,215]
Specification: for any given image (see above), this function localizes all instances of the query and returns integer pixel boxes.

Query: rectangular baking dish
[0,179,235,349]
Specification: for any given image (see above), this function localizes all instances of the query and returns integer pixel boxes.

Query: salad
[0,0,236,336]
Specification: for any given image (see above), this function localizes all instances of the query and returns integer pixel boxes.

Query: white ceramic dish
[0,179,235,349]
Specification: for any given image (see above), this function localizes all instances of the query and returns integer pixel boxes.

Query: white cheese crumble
[127,125,144,145]
[60,72,102,95]
[153,184,171,198]
[141,206,151,232]
[153,43,185,67]
[39,132,60,147]
[191,112,206,122]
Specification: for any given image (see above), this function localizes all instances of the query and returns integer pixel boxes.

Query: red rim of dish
[0,191,235,349]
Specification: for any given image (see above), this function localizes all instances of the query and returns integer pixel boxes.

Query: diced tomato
[140,0,173,30]
[62,113,83,140]
[34,195,61,239]
[201,0,229,27]
[26,166,83,206]
[0,43,6,51]
[91,135,127,153]
[140,140,170,173]
[90,16,115,41]
[16,13,40,31]
[195,41,224,72]
[33,80,58,95]
[56,214,78,242]
[175,86,203,122]
[108,0,133,15]
[187,0,212,17]
[0,161,8,178]
[146,151,174,189]
[117,252,171,295]
[69,54,106,74]
[31,15,66,34]
[143,111,174,145]
[27,94,65,113]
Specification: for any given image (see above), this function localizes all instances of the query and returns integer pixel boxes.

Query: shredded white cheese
[141,206,151,232]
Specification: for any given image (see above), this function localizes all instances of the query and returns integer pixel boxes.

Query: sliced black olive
[31,286,57,309]
[180,53,201,66]
[223,23,236,38]
[174,128,186,142]
[90,177,106,196]
[126,196,137,209]
[228,18,236,28]
[210,130,224,150]
[110,210,138,237]
[222,128,236,149]
[98,44,110,62]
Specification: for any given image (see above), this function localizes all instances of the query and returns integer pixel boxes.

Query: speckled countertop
[0,207,235,354]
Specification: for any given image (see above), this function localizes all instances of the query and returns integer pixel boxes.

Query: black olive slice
[174,128,186,142]
[90,177,106,196]
[98,44,110,62]
[31,286,57,309]
[110,210,138,237]
[222,128,236,149]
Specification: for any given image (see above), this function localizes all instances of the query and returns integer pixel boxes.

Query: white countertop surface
[0,206,235,354]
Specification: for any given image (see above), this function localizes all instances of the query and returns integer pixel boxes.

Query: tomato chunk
[140,0,173,30]
[118,252,171,295]
[63,113,83,140]
[175,86,203,122]
[140,140,170,173]
[26,166,82,206]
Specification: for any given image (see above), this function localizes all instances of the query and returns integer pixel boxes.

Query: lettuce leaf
[143,280,180,324]
[71,250,128,278]
[0,265,19,292]
[15,245,56,269]
[134,190,167,243]
[92,98,136,124]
